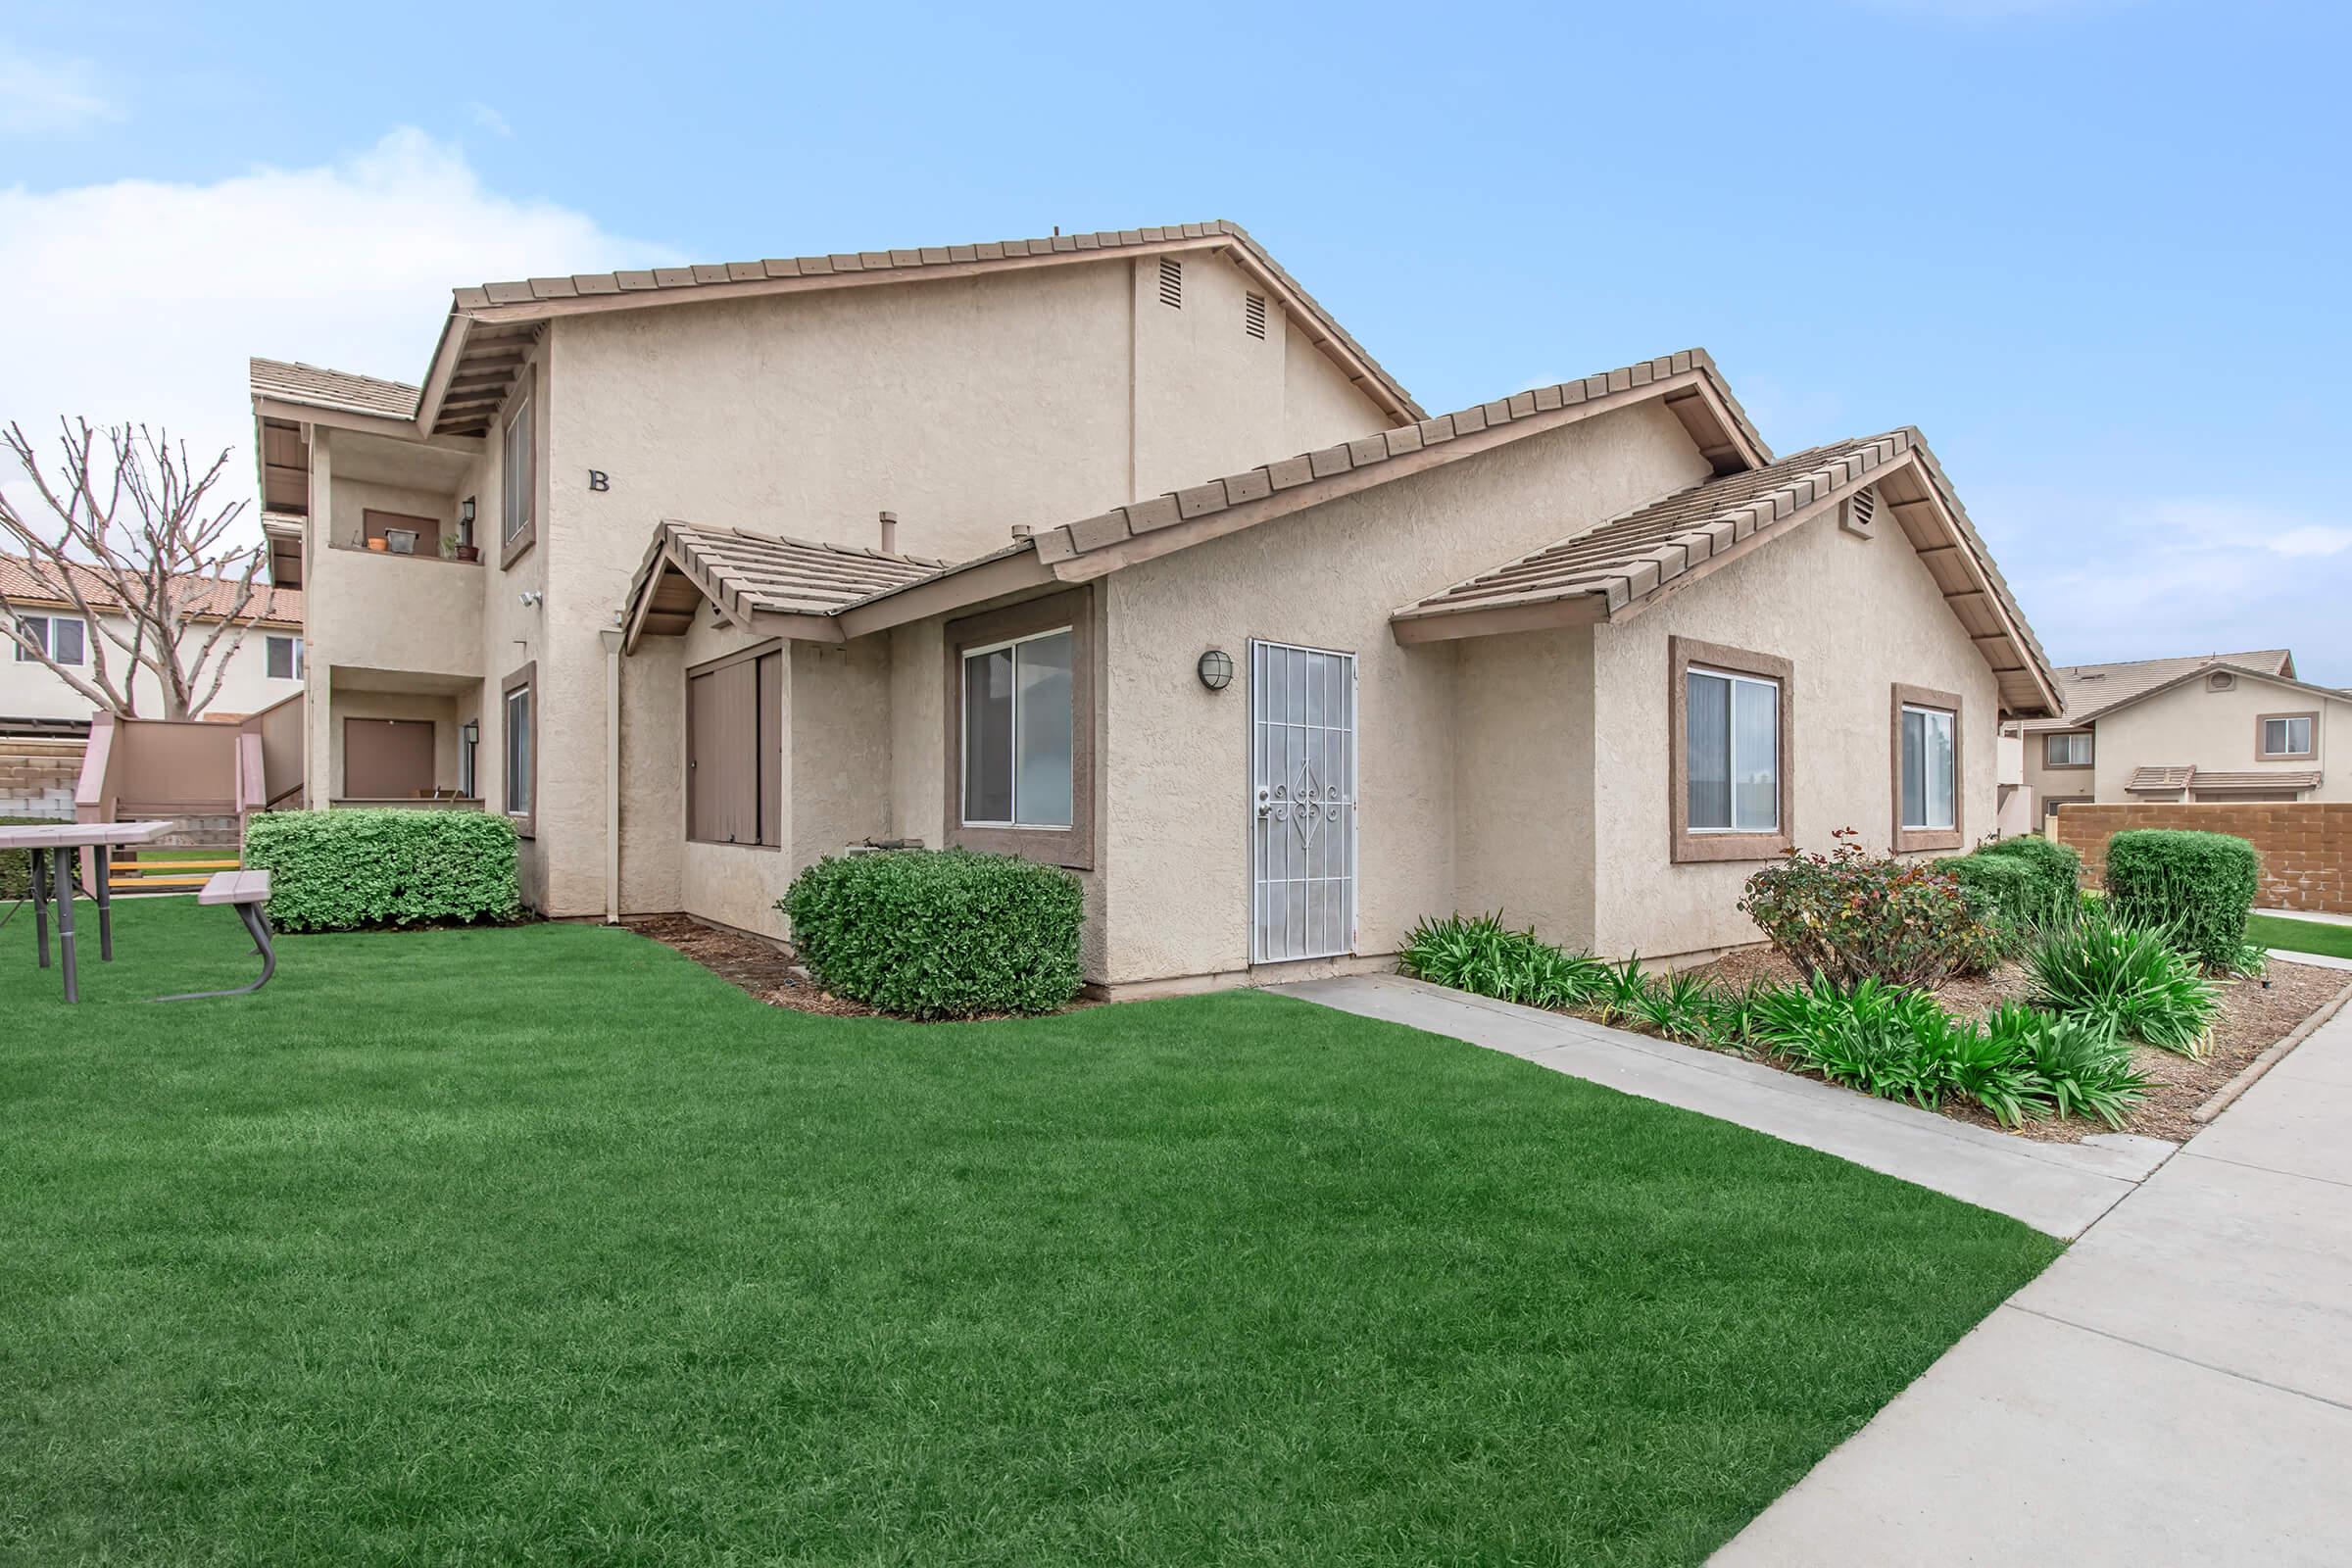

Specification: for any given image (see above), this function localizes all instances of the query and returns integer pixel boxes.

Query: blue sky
[4,0,2346,676]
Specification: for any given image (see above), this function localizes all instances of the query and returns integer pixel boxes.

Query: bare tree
[0,418,269,719]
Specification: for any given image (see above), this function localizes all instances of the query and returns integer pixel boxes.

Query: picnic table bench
[156,869,277,1003]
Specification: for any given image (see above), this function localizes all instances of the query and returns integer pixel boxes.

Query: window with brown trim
[1669,635,1792,863]
[1892,683,1964,854]
[499,369,538,568]
[687,644,783,848]
[944,586,1094,869]
[501,662,536,838]
[2043,731,2092,769]
[2258,711,2317,760]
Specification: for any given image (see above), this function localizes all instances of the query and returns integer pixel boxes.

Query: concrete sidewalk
[1275,973,2172,1238]
[1715,1003,2352,1565]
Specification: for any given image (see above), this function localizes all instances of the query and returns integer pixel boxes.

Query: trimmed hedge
[243,809,522,932]
[1,814,62,901]
[2103,828,2260,970]
[781,849,1083,1019]
[1973,835,2083,924]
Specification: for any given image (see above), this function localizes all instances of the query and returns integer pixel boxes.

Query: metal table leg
[94,846,112,961]
[30,847,50,968]
[54,845,77,1003]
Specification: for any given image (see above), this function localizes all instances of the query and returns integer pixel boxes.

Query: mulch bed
[1685,946,2352,1145]
[622,914,878,1017]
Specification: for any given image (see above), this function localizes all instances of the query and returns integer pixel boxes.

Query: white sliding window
[960,626,1073,829]
[1900,705,1957,831]
[1686,666,1780,833]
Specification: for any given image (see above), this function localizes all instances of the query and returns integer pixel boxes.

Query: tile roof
[624,520,946,637]
[0,555,302,625]
[2195,770,2323,791]
[2126,765,2196,792]
[2020,650,2295,731]
[249,357,420,419]
[1393,432,1909,625]
[450,220,1422,422]
[1031,349,1768,567]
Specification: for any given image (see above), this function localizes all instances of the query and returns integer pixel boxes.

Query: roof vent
[2208,670,2236,691]
[1157,256,1183,310]
[1838,484,1878,538]
[1244,291,1268,340]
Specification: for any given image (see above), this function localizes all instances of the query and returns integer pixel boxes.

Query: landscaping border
[2192,966,2352,1124]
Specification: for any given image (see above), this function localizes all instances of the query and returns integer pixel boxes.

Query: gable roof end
[2022,648,2296,730]
[423,220,1424,436]
[621,519,947,650]
[1390,425,2061,718]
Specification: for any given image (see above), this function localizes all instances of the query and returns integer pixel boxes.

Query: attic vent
[2208,670,2236,691]
[1838,483,1878,538]
[1244,291,1268,339]
[1157,256,1183,310]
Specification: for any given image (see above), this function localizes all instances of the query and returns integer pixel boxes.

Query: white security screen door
[1250,640,1357,963]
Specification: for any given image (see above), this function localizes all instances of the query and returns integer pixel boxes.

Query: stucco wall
[2091,678,2351,802]
[788,639,892,873]
[1454,627,1598,951]
[667,614,790,938]
[618,638,683,915]
[1096,399,1713,986]
[0,608,301,721]
[1588,503,2002,960]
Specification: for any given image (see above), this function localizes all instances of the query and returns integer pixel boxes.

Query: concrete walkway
[1274,974,2172,1238]
[1716,1002,2352,1565]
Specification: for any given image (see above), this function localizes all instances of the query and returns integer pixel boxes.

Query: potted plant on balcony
[441,534,481,564]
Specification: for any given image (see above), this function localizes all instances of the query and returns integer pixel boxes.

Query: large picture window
[1668,637,1792,863]
[961,627,1074,829]
[943,587,1094,868]
[1892,684,1964,852]
[688,646,783,847]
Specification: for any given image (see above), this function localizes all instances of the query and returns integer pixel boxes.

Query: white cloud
[1988,489,2352,675]
[470,102,513,137]
[0,43,117,134]
[0,128,675,543]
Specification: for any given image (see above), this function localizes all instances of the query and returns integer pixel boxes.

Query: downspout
[598,627,623,924]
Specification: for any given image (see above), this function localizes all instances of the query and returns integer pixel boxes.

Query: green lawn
[2249,911,2352,960]
[0,899,2057,1565]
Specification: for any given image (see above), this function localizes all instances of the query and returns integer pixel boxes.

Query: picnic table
[1,820,184,1003]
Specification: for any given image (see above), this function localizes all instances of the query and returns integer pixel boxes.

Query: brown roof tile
[248,357,419,419]
[2126,765,2196,792]
[2019,649,2296,731]
[623,520,946,632]
[0,554,302,625]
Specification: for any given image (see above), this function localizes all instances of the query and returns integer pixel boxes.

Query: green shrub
[782,849,1082,1019]
[1938,852,2035,929]
[2027,904,2218,1055]
[2103,828,2261,970]
[1972,835,2083,924]
[1,813,62,902]
[243,809,521,932]
[1748,974,1956,1109]
[1984,1004,2147,1129]
[1398,913,1611,1010]
[1739,830,1991,989]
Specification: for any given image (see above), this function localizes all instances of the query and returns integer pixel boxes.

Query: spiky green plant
[1984,1003,2147,1128]
[1398,913,1610,1010]
[2027,905,2218,1056]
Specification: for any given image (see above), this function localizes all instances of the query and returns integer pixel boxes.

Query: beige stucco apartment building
[1,558,305,728]
[253,220,2059,991]
[2018,649,2348,823]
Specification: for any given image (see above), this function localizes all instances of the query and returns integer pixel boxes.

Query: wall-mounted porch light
[459,496,477,546]
[1198,648,1234,691]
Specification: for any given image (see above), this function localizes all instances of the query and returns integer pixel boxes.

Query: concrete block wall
[2057,802,2352,914]
[0,740,82,820]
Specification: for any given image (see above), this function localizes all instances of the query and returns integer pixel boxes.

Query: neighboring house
[0,555,305,727]
[252,220,2058,992]
[2017,649,2348,819]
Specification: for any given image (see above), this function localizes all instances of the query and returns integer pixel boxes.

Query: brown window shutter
[757,651,783,847]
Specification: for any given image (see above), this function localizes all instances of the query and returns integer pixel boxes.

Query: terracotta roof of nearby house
[0,555,302,625]
[2127,765,2196,792]
[248,357,420,420]
[1028,349,1771,569]
[2192,769,2323,792]
[624,519,946,640]
[447,220,1422,423]
[2019,649,2295,731]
